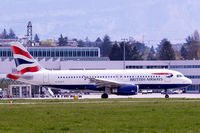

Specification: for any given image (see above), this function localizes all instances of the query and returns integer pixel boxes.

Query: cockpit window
[177,75,183,78]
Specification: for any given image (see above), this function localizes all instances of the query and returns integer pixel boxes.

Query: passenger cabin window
[177,75,182,78]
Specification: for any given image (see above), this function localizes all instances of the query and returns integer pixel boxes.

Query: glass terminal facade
[0,47,100,58]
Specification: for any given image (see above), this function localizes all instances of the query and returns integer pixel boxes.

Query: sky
[0,0,200,46]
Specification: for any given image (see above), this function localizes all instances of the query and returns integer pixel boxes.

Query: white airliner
[7,42,192,98]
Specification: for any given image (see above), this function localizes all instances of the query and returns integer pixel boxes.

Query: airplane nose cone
[189,79,192,84]
[187,78,192,85]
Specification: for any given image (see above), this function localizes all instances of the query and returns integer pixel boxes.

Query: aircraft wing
[88,77,133,88]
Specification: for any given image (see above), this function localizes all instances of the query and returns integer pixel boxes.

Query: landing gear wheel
[165,94,169,98]
[101,93,108,99]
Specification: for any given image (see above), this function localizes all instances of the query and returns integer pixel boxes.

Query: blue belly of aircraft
[44,84,190,90]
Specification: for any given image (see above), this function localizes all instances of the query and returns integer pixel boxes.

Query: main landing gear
[164,89,169,98]
[101,93,108,99]
[101,88,109,99]
[165,94,169,98]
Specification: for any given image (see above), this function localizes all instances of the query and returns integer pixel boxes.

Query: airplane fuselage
[7,42,192,98]
[18,69,191,90]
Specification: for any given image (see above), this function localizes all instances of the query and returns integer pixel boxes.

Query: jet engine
[112,85,138,95]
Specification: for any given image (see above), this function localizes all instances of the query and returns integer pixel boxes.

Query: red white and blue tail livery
[7,42,43,80]
[7,42,192,98]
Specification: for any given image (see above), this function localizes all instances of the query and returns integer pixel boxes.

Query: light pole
[121,38,128,69]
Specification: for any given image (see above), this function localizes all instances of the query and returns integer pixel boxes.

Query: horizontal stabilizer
[7,73,33,80]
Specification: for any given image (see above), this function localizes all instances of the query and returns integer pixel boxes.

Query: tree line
[1,27,200,61]
[0,29,17,39]
[0,29,40,43]
[59,31,200,61]
[57,34,177,60]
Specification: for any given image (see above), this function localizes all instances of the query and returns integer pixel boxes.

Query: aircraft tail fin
[7,42,44,80]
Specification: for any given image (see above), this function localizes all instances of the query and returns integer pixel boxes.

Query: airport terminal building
[0,46,200,94]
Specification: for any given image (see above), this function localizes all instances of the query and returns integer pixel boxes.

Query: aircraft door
[43,72,49,84]
[116,74,123,81]
[164,77,171,82]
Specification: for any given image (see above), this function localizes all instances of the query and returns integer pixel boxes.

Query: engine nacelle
[112,85,139,95]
